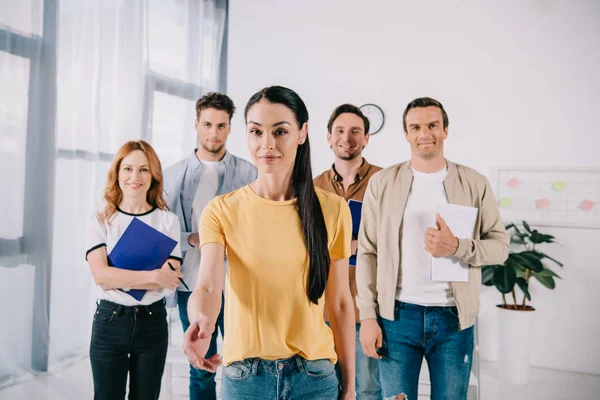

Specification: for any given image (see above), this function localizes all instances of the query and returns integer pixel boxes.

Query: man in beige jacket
[356,97,509,400]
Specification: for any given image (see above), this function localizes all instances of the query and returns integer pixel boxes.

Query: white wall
[227,0,600,375]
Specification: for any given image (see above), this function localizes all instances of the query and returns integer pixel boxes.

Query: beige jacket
[356,160,509,330]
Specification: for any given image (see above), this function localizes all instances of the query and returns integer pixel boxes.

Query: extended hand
[425,213,459,257]
[183,320,222,372]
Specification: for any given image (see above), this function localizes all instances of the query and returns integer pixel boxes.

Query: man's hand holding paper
[424,213,459,257]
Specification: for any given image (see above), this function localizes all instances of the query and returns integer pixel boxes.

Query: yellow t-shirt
[200,185,352,365]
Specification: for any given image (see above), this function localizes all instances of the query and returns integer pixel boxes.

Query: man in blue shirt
[163,92,257,400]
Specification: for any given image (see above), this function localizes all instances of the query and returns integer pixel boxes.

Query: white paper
[430,203,478,282]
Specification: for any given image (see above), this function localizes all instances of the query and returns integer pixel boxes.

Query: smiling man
[162,92,256,400]
[314,104,382,399]
[356,97,509,400]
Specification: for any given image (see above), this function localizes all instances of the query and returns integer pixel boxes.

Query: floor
[1,314,599,399]
[1,357,599,399]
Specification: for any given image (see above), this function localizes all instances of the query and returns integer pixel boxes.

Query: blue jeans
[378,301,474,400]
[89,299,168,400]
[356,323,382,399]
[221,356,339,400]
[177,290,225,400]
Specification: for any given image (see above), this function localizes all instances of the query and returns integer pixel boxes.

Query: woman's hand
[152,261,183,290]
[183,318,222,372]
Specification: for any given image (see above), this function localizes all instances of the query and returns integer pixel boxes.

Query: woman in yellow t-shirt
[183,86,356,399]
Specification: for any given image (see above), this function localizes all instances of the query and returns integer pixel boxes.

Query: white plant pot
[497,305,535,385]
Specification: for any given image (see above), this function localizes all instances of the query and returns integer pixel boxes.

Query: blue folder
[348,199,362,267]
[107,217,177,301]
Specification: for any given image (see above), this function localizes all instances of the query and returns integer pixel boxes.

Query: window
[0,0,54,377]
[150,92,197,168]
[0,53,29,239]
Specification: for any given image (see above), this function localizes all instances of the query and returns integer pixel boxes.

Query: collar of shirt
[330,157,372,184]
[185,149,234,172]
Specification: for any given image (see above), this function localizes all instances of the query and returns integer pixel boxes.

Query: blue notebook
[107,217,177,301]
[348,200,362,267]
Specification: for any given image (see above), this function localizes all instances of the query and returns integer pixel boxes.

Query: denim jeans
[177,290,225,400]
[378,301,474,400]
[221,356,339,400]
[356,323,382,399]
[89,299,168,400]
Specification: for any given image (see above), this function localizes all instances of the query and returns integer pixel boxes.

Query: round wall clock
[359,103,385,135]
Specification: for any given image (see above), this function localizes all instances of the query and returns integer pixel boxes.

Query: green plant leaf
[515,268,527,279]
[516,277,531,301]
[519,250,545,264]
[536,267,561,279]
[522,221,532,233]
[482,265,495,285]
[510,252,544,272]
[530,231,555,244]
[532,273,556,289]
[493,265,517,294]
[532,251,563,267]
[543,234,555,243]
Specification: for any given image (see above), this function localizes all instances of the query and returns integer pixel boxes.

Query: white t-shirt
[85,207,182,306]
[396,167,455,306]
[180,160,226,291]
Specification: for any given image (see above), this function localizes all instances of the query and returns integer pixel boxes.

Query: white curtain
[0,0,226,388]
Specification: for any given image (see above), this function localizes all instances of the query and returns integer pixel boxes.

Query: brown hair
[98,140,167,223]
[402,97,449,132]
[195,92,236,121]
[327,103,370,135]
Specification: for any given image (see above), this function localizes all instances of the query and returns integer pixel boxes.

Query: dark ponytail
[244,86,330,305]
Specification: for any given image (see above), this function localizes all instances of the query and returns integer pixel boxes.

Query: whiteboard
[492,167,600,229]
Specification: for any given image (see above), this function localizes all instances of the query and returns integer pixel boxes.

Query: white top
[396,167,455,306]
[179,160,226,291]
[85,207,182,306]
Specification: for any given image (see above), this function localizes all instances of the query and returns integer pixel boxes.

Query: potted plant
[482,221,563,385]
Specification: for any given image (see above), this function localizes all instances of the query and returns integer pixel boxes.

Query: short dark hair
[327,104,370,135]
[402,97,449,132]
[195,92,236,121]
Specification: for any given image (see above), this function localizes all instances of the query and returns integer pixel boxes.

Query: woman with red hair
[85,140,183,400]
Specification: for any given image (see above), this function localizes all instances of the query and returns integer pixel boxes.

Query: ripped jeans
[378,301,474,400]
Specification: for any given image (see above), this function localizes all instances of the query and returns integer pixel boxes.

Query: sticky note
[578,200,595,212]
[552,181,567,192]
[535,198,551,209]
[507,178,521,189]
[499,198,513,208]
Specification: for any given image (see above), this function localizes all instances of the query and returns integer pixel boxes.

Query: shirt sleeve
[329,198,352,260]
[85,213,107,260]
[199,198,226,248]
[166,212,183,262]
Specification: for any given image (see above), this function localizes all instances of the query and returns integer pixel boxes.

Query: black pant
[90,299,168,400]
